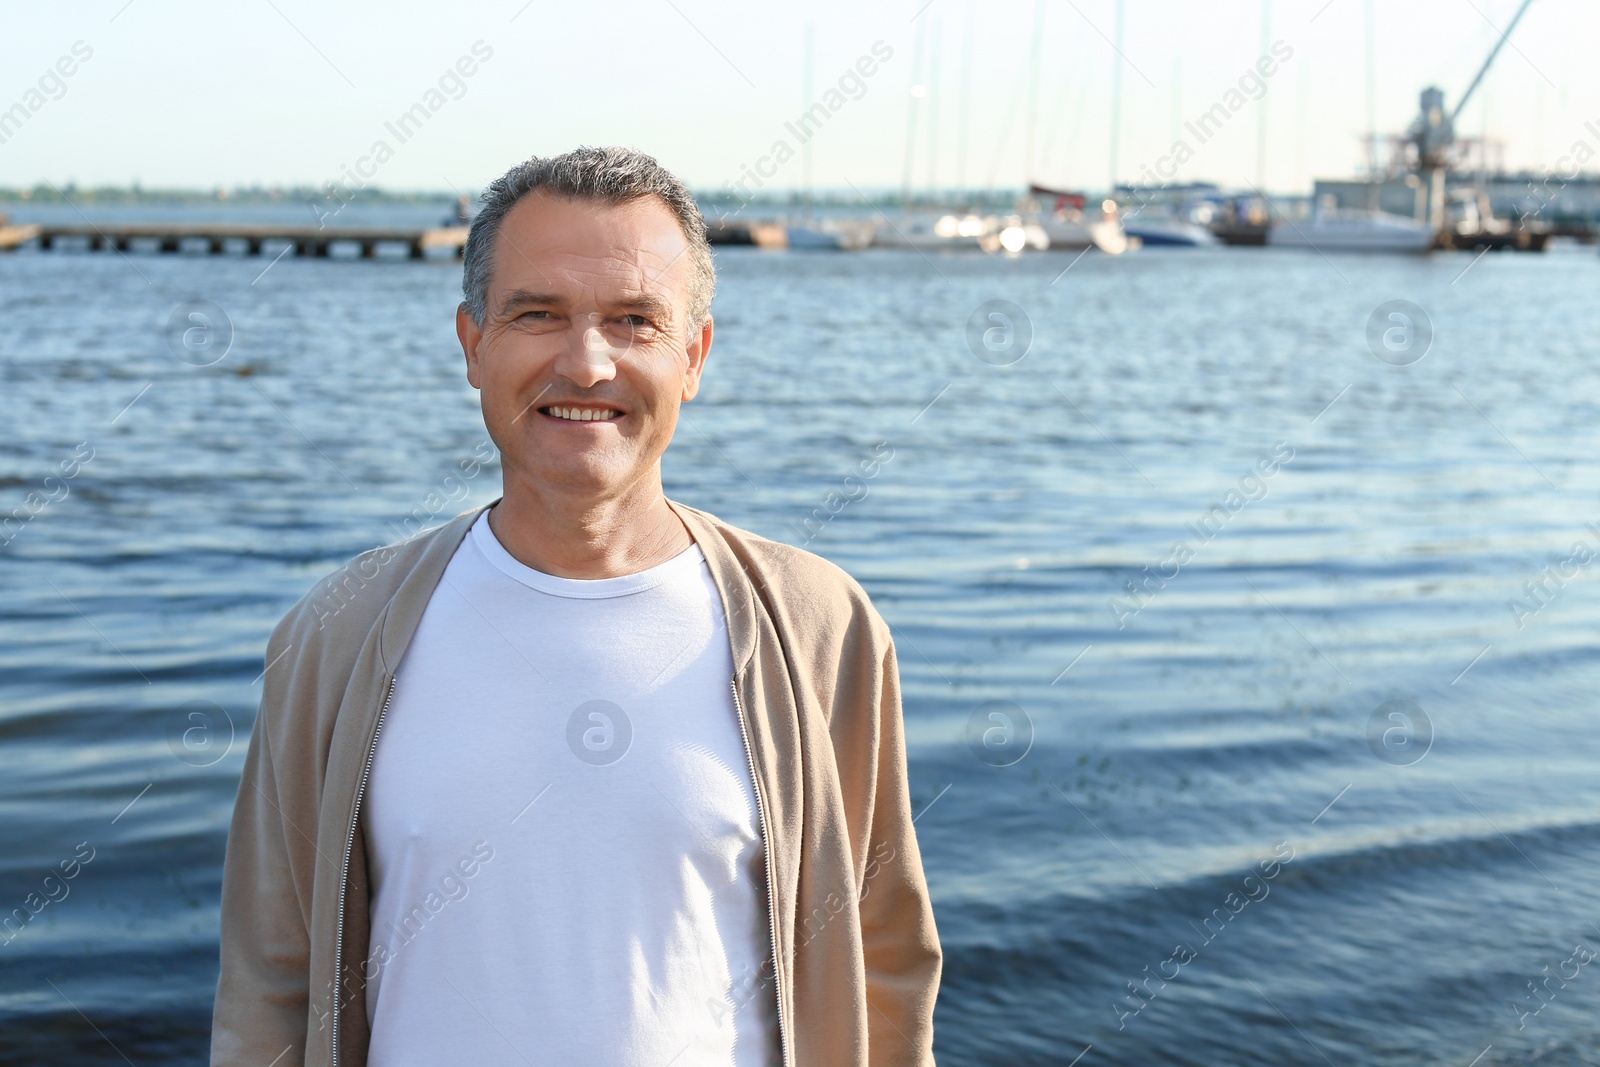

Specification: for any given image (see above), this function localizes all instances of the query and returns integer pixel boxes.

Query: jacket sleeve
[211,624,313,1066]
[858,631,943,1066]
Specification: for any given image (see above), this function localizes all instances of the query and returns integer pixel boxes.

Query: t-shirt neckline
[468,509,703,599]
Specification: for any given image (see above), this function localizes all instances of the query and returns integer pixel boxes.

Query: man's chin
[518,455,646,498]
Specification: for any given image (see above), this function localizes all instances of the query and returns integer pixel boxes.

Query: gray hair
[461,146,716,330]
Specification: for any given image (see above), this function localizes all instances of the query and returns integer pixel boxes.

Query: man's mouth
[539,405,624,423]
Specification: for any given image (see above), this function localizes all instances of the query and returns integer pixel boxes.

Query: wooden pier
[0,217,795,259]
[0,221,470,259]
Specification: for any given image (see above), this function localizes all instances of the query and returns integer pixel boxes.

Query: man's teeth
[548,407,620,422]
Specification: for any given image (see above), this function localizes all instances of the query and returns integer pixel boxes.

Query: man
[210,146,942,1066]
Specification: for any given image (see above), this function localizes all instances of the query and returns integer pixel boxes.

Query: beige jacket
[211,499,942,1067]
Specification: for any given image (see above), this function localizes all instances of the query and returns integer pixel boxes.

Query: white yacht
[784,219,877,250]
[1268,206,1437,253]
[871,213,986,251]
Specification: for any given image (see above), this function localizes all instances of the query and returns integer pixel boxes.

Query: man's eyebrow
[613,292,674,319]
[498,288,676,320]
[499,289,562,314]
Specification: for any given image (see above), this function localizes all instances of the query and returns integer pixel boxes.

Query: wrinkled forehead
[491,192,691,312]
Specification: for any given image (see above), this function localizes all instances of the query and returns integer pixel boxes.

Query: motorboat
[1106,188,1219,248]
[1119,213,1219,247]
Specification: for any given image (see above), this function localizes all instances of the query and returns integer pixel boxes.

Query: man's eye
[622,315,651,328]
[519,310,550,320]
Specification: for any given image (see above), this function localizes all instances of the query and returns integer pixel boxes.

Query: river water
[3,203,1599,1064]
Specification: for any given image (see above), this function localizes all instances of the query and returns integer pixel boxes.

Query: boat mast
[803,23,815,221]
[957,0,973,198]
[1170,57,1180,147]
[1108,0,1125,195]
[928,18,941,201]
[902,16,927,214]
[1364,0,1377,182]
[1024,0,1045,183]
[1256,0,1270,189]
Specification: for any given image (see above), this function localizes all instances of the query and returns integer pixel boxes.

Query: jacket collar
[666,498,758,673]
[375,506,484,674]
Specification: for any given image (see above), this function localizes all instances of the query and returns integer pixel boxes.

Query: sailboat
[784,25,875,251]
[1028,186,1128,254]
[1009,0,1126,256]
[872,213,985,251]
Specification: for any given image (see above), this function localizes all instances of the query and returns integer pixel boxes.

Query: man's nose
[553,324,621,387]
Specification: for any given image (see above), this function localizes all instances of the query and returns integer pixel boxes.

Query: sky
[1,0,1593,197]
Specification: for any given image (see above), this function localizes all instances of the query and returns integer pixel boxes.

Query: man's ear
[457,303,484,390]
[682,315,713,403]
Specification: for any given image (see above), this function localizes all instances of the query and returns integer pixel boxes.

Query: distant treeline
[0,184,451,205]
[0,183,1027,213]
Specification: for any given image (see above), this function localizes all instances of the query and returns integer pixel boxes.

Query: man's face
[457,191,712,501]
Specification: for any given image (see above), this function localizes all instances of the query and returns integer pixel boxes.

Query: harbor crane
[1407,0,1536,229]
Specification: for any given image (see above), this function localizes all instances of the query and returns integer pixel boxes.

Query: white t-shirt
[362,510,780,1066]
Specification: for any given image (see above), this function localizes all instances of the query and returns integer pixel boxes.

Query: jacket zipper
[331,673,396,1067]
[731,674,790,1067]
